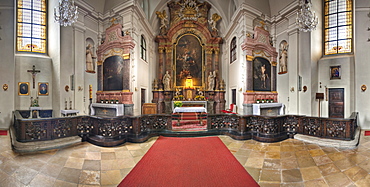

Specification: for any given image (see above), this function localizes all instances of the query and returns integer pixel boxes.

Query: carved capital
[158,47,165,53]
[271,61,277,66]
[246,55,254,62]
[165,47,172,53]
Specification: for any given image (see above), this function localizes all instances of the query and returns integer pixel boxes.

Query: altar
[252,103,284,116]
[90,103,125,117]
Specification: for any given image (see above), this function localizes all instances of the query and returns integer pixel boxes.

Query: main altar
[152,0,225,114]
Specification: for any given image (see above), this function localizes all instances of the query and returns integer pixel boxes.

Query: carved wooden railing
[13,110,358,147]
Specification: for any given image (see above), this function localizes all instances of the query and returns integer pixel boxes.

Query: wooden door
[329,88,344,118]
[141,88,146,109]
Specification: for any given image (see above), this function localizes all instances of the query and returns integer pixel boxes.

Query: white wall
[0,0,14,129]
[354,0,370,129]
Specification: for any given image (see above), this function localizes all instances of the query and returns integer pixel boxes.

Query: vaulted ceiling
[80,0,295,20]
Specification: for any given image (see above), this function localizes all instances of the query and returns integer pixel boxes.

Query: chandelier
[54,0,79,27]
[296,0,318,32]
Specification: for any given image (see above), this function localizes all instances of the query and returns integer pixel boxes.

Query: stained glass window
[141,35,147,61]
[17,0,47,53]
[324,0,352,55]
[230,37,236,63]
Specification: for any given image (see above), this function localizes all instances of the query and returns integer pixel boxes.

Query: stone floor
[0,131,369,186]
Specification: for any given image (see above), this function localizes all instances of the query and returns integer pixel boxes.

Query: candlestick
[89,85,92,99]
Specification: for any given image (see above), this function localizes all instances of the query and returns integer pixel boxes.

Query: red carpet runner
[119,136,259,187]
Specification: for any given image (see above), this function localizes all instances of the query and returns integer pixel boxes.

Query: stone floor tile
[28,173,56,187]
[343,166,369,182]
[65,157,85,169]
[318,163,341,176]
[79,170,100,185]
[82,160,101,171]
[101,152,116,160]
[282,169,303,183]
[300,166,323,181]
[324,172,353,186]
[260,169,281,183]
[57,167,81,184]
[304,179,329,187]
[313,155,333,166]
[244,167,261,182]
[12,166,38,185]
[40,163,63,178]
[101,170,123,186]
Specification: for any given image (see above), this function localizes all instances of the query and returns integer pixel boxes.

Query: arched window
[230,37,236,63]
[324,0,353,55]
[140,35,147,61]
[17,0,47,54]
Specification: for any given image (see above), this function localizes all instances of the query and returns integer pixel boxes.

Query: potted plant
[115,99,119,104]
[256,99,260,103]
[262,98,265,103]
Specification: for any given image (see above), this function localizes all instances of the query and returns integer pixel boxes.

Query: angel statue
[156,10,168,34]
[208,13,221,32]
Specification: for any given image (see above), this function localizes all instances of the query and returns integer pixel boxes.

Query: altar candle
[89,85,92,99]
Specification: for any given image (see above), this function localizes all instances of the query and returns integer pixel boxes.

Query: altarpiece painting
[175,34,204,87]
[253,57,271,91]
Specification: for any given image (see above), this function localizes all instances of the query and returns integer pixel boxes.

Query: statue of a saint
[156,10,168,34]
[208,13,221,32]
[208,71,216,91]
[163,71,171,91]
[86,44,96,73]
[279,41,288,74]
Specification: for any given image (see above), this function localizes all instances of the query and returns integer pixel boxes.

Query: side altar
[93,22,135,116]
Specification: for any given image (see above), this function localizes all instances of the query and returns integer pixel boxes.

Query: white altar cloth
[252,103,284,115]
[173,107,207,113]
[90,103,124,116]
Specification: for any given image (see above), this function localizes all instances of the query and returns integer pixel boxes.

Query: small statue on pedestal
[163,71,171,91]
[30,97,39,107]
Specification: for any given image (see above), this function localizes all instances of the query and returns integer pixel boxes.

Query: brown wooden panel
[329,88,344,118]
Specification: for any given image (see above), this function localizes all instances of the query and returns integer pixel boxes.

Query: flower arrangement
[194,95,206,100]
[174,101,183,107]
[173,95,184,101]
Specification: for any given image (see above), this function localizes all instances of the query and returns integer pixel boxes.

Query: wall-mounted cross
[27,65,41,89]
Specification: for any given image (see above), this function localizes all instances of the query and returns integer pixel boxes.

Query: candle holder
[69,100,72,110]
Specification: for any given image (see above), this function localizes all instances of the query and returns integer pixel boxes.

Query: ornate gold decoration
[97,61,103,66]
[156,10,168,34]
[2,84,8,91]
[122,53,130,60]
[168,0,210,27]
[165,47,173,53]
[361,84,367,92]
[158,47,165,53]
[178,0,201,21]
[271,61,277,66]
[110,18,117,26]
[208,13,221,31]
[246,55,254,61]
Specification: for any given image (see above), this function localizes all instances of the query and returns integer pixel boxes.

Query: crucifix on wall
[27,65,41,89]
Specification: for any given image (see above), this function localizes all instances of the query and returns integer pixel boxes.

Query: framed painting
[253,57,271,91]
[175,34,204,87]
[18,82,29,96]
[330,65,341,79]
[38,82,49,96]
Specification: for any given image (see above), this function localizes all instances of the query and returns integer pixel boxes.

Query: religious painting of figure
[253,57,271,91]
[38,82,49,96]
[330,65,341,79]
[175,34,203,87]
[103,56,130,91]
[18,82,29,96]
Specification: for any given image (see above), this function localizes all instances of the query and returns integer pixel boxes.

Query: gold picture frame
[18,82,29,96]
[38,82,49,96]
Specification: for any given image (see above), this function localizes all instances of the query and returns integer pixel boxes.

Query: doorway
[328,88,344,118]
[141,88,146,109]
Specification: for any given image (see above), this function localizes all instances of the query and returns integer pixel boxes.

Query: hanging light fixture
[54,0,79,27]
[296,0,318,32]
